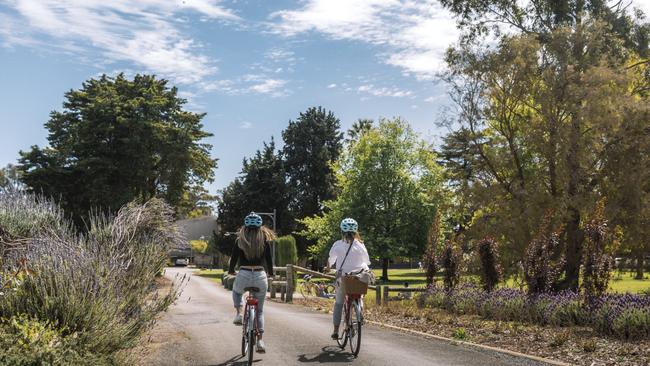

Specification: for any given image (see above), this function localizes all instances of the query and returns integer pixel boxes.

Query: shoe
[256,340,266,353]
[233,314,242,325]
[331,332,338,340]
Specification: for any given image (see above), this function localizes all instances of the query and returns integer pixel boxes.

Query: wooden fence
[268,265,424,305]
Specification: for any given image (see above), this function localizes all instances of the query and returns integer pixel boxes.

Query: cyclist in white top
[325,218,371,340]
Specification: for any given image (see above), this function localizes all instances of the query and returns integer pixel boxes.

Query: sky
[1,0,648,194]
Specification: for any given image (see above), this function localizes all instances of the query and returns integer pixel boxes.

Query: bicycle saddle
[244,287,260,293]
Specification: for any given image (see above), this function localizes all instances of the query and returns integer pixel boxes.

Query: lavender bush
[417,284,650,339]
[0,192,184,357]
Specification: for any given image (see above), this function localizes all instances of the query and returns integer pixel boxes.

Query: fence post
[375,285,381,306]
[286,264,294,303]
[383,286,389,305]
[270,279,276,299]
[281,284,286,301]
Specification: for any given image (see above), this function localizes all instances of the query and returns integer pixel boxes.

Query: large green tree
[215,139,290,254]
[282,106,343,255]
[301,119,446,281]
[438,0,649,288]
[18,74,217,221]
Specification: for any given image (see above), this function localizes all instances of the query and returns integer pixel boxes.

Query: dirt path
[138,267,549,366]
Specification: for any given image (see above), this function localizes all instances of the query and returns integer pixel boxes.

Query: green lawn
[196,268,650,294]
[197,269,224,284]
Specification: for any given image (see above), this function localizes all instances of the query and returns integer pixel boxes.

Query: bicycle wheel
[299,283,310,298]
[247,307,256,365]
[336,300,349,349]
[349,300,362,356]
[241,306,248,356]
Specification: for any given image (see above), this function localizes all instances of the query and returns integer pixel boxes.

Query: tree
[346,119,374,144]
[300,119,446,281]
[18,74,216,221]
[215,139,290,254]
[0,164,22,191]
[438,2,649,289]
[282,107,343,256]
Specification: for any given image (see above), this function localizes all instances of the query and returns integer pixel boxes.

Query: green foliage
[0,315,114,365]
[0,164,22,191]
[0,193,181,355]
[300,119,446,280]
[18,73,217,222]
[216,139,289,255]
[275,235,298,267]
[190,239,208,254]
[438,0,650,289]
[452,327,468,341]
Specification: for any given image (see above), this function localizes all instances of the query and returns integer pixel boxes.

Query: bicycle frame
[241,292,259,364]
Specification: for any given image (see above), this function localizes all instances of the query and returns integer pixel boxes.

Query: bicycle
[299,274,336,298]
[335,275,366,357]
[241,286,261,366]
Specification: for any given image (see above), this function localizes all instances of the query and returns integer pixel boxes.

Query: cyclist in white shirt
[325,218,371,340]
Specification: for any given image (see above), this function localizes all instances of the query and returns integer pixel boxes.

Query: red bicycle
[335,276,366,357]
[241,286,261,365]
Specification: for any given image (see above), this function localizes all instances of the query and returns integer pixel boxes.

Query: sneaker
[256,340,266,353]
[331,332,339,340]
[233,314,242,325]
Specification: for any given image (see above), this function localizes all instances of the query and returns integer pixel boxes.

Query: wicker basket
[342,275,368,295]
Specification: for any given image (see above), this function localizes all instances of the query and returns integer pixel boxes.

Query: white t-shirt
[328,239,371,275]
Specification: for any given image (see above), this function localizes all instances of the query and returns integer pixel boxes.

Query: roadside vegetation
[0,190,184,364]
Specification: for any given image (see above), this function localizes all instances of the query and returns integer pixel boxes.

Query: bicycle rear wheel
[299,283,310,298]
[241,307,248,356]
[247,307,256,365]
[349,300,362,356]
[336,301,349,349]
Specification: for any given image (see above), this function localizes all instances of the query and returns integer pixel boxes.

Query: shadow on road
[297,346,356,363]
[210,354,261,366]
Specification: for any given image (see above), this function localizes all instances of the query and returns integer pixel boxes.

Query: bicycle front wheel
[241,308,248,356]
[336,301,349,349]
[247,329,255,365]
[299,283,310,298]
[349,300,362,356]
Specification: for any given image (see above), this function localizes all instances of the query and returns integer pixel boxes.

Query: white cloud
[270,0,458,80]
[1,0,237,84]
[249,79,288,96]
[357,84,413,98]
[240,121,253,129]
[327,83,337,88]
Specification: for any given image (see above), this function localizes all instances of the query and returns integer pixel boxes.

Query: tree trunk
[381,258,389,282]
[635,251,645,280]
[563,207,583,290]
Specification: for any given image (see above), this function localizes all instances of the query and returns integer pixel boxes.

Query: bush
[0,195,183,355]
[523,212,564,294]
[476,237,501,292]
[275,235,298,267]
[0,315,114,365]
[190,239,208,254]
[441,239,461,291]
[581,200,618,299]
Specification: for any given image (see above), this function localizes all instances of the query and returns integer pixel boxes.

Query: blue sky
[1,0,648,194]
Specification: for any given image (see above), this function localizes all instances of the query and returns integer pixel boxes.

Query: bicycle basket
[342,275,368,295]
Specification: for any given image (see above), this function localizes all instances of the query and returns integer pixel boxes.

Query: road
[140,267,548,366]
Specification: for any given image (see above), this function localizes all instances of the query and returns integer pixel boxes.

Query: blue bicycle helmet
[244,212,263,228]
[340,218,358,233]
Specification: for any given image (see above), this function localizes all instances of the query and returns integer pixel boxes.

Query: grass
[197,268,224,284]
[196,268,650,294]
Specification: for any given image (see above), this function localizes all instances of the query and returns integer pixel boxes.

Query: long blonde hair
[236,225,276,259]
[342,231,362,245]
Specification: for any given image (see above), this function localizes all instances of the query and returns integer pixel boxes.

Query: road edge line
[365,320,573,366]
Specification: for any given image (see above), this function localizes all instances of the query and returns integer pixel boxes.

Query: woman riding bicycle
[228,212,276,353]
[325,218,370,340]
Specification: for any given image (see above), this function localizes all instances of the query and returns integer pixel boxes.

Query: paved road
[140,267,547,366]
